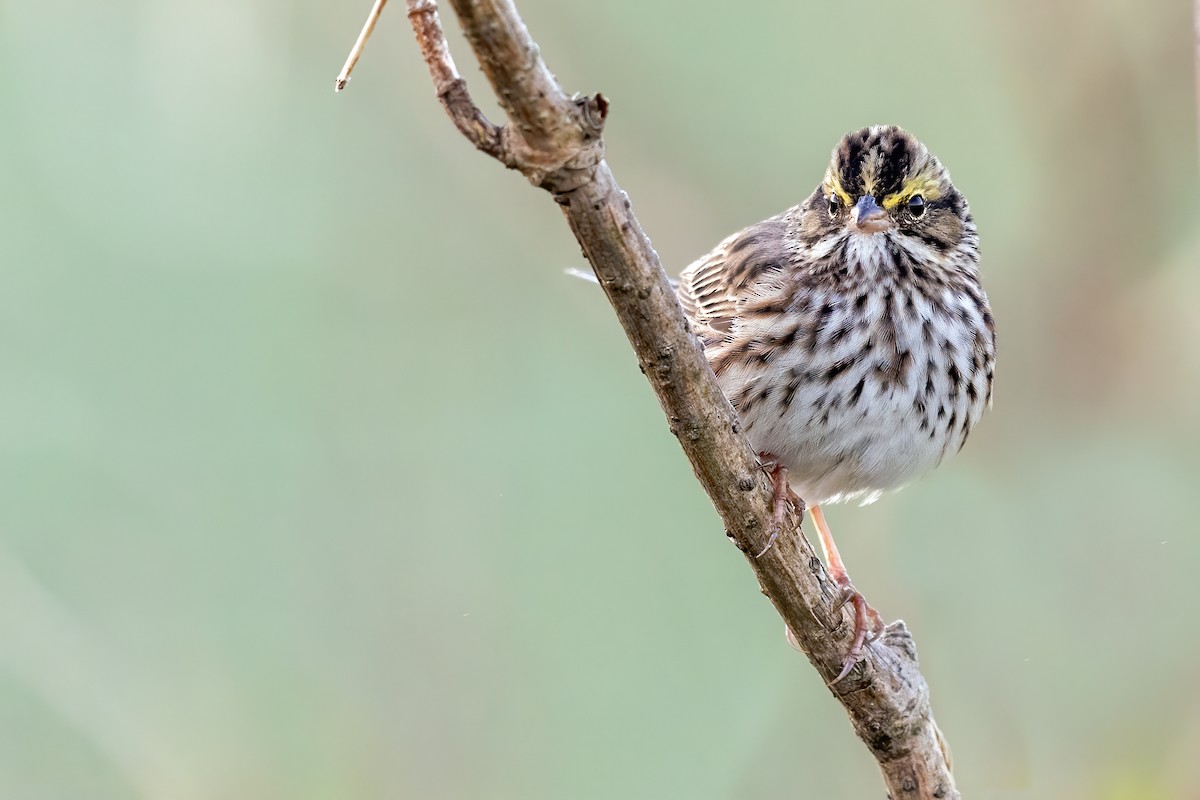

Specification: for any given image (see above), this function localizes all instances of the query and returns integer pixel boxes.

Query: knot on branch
[576,92,609,135]
[514,93,608,193]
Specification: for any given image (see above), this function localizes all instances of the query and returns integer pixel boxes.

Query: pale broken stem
[351,1,961,797]
[334,0,389,92]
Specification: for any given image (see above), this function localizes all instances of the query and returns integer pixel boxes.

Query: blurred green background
[1,0,1198,797]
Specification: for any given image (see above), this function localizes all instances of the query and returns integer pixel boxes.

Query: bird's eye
[828,195,840,215]
[908,195,926,218]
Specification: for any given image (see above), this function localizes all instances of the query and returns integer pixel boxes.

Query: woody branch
[345,1,964,796]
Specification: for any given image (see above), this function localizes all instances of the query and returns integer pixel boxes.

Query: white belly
[717,283,989,506]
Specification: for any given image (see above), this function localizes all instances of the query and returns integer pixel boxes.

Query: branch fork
[404,0,609,188]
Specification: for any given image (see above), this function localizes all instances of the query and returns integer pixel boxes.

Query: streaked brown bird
[676,125,995,680]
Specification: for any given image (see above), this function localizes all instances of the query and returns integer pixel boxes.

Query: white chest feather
[716,239,991,506]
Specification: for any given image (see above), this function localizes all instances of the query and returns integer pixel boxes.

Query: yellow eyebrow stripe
[882,176,942,209]
[826,171,854,206]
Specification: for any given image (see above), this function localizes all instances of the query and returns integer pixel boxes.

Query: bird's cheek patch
[926,212,964,245]
[800,208,838,242]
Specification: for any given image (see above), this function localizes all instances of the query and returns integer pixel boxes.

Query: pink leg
[809,504,884,683]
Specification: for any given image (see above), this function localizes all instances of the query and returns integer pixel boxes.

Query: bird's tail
[564,267,600,284]
[565,266,679,290]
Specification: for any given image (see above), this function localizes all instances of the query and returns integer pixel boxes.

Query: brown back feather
[677,213,791,343]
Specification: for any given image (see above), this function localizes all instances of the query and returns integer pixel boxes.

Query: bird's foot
[829,579,885,684]
[754,453,802,558]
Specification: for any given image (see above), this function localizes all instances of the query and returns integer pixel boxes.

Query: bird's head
[806,125,972,256]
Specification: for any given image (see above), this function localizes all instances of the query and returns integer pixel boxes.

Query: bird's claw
[753,528,780,559]
[754,454,802,559]
[829,581,885,685]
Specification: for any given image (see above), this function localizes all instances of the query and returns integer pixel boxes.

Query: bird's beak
[851,195,890,233]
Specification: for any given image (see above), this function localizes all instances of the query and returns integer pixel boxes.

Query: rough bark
[390,1,960,795]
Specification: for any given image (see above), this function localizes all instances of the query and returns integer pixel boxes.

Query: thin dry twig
[334,0,389,92]
[341,2,961,796]
[406,0,508,161]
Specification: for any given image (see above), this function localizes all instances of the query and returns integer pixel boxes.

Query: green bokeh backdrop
[1,1,1198,798]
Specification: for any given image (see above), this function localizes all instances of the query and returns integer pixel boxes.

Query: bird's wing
[677,213,791,341]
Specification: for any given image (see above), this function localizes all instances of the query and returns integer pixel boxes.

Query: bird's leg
[754,453,800,558]
[809,504,885,683]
